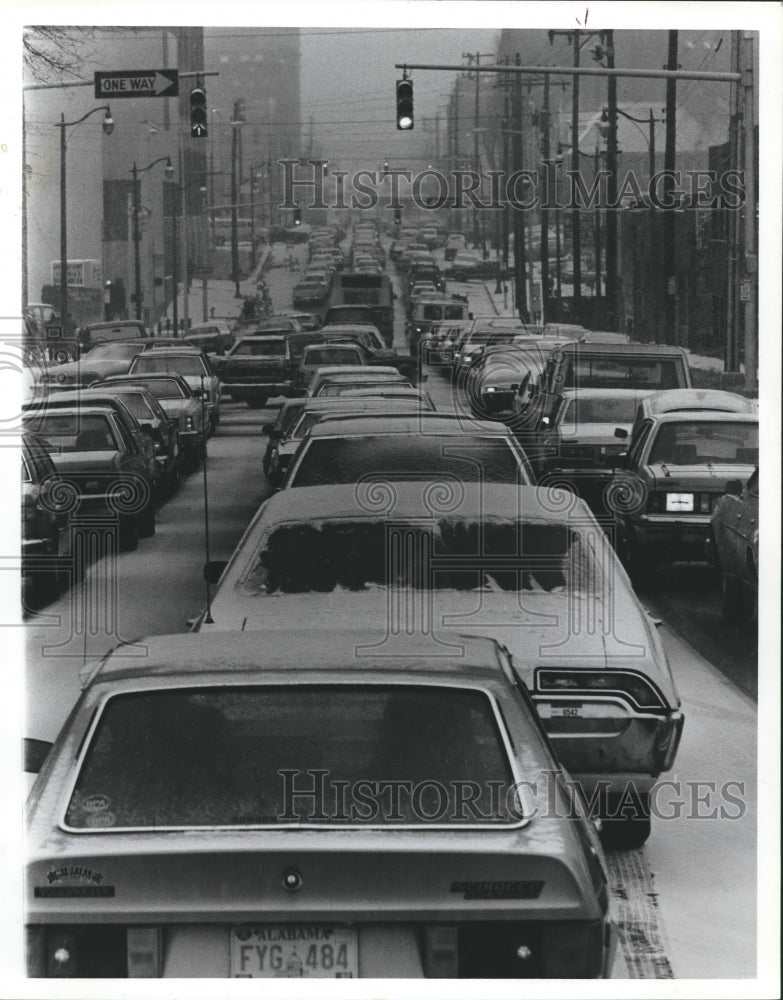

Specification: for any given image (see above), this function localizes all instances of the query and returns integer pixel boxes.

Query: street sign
[94,70,179,99]
[195,266,214,275]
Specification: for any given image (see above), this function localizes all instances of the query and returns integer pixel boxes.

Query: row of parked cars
[21,337,221,599]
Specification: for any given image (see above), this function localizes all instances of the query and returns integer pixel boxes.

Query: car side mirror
[614,427,629,439]
[24,737,53,774]
[203,560,228,584]
[725,479,743,497]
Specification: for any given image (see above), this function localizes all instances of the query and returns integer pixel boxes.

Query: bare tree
[23,26,111,84]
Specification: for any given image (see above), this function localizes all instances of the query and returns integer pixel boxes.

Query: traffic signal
[190,86,207,138]
[396,78,413,130]
[293,206,302,226]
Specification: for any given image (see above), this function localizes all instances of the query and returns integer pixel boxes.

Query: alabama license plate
[231,925,358,978]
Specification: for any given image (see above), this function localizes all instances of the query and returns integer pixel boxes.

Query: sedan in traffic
[197,482,683,848]
[26,630,615,978]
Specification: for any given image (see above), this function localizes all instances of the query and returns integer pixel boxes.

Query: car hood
[47,358,134,384]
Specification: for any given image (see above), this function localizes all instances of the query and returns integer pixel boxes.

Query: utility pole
[571,31,582,314]
[512,53,528,322]
[741,31,757,393]
[725,30,740,371]
[540,74,550,323]
[593,145,602,299]
[231,100,241,298]
[663,30,678,343]
[604,29,618,328]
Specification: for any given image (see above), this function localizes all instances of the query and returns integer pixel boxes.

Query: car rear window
[26,413,117,452]
[319,380,407,396]
[647,420,759,466]
[289,436,527,488]
[561,396,640,426]
[108,392,155,421]
[246,517,589,595]
[65,685,521,829]
[132,355,206,376]
[567,355,685,390]
[304,348,362,366]
[234,340,286,357]
[121,378,187,399]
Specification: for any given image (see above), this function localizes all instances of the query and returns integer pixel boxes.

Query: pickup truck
[213,335,294,408]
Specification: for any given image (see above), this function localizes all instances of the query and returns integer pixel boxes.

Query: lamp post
[57,104,113,342]
[131,156,174,321]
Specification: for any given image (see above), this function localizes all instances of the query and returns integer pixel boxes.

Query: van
[407,296,471,353]
[539,342,692,425]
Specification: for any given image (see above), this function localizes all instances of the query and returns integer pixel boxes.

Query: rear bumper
[630,516,713,561]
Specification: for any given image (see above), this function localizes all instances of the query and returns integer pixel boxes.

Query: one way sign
[95,70,179,99]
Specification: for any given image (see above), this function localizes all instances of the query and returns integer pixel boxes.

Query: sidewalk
[161,250,273,330]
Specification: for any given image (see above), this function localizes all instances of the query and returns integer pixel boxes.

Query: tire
[166,458,181,496]
[119,515,139,552]
[599,791,652,850]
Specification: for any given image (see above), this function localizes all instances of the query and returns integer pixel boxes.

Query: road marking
[606,849,675,978]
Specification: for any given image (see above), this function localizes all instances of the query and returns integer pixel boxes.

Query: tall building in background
[204,27,301,226]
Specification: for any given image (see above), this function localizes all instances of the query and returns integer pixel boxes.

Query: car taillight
[537,669,668,711]
[126,927,162,977]
[646,491,666,513]
[422,925,458,977]
[540,920,605,977]
[697,492,714,513]
[27,925,131,977]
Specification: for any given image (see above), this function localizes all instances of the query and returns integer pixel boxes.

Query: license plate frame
[231,924,358,978]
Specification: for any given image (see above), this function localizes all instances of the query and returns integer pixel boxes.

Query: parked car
[613,409,758,583]
[87,384,182,496]
[213,336,293,408]
[24,389,160,497]
[25,630,616,979]
[22,403,156,551]
[21,432,70,601]
[183,320,235,355]
[282,413,535,489]
[97,374,207,472]
[710,467,759,624]
[129,348,221,432]
[38,341,148,390]
[197,482,684,847]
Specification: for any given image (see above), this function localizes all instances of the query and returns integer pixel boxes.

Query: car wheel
[166,458,181,496]
[119,515,139,552]
[599,791,652,850]
[719,572,743,624]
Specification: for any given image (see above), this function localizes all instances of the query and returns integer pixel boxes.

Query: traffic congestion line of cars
[22,220,758,980]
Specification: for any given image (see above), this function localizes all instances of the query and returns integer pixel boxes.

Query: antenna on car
[200,373,213,624]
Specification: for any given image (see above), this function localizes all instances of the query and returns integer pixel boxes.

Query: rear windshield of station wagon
[245,518,591,594]
[65,686,520,828]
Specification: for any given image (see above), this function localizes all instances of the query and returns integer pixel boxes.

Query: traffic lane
[643,622,757,977]
[25,402,270,743]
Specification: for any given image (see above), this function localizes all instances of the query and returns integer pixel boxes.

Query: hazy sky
[299,27,499,166]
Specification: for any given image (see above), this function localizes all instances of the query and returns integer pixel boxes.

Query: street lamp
[57,105,113,343]
[230,108,244,298]
[131,156,174,321]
